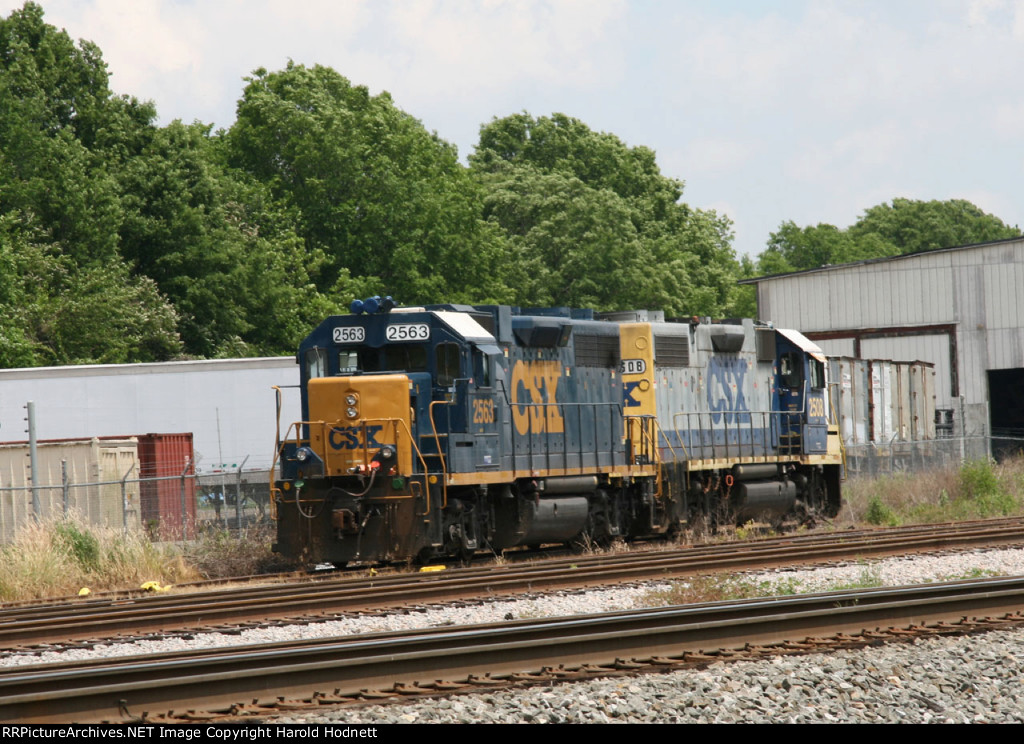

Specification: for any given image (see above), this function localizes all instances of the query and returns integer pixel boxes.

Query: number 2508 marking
[808,398,825,418]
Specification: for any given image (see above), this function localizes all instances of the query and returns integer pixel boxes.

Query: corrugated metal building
[742,236,1024,459]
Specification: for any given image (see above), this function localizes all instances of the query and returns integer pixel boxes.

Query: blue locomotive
[271,300,843,565]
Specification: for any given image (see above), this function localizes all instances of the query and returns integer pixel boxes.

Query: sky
[5,0,1024,259]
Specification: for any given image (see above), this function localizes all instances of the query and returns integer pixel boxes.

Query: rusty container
[137,433,196,540]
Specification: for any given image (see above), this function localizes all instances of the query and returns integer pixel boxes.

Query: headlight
[380,445,395,460]
[345,394,358,406]
[346,407,358,419]
[295,447,310,462]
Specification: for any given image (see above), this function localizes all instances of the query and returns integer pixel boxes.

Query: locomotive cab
[273,301,507,564]
[774,329,829,455]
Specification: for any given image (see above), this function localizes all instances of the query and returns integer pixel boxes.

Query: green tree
[0,2,126,265]
[226,62,511,307]
[1,4,334,362]
[849,198,1020,253]
[760,199,1020,274]
[0,3,184,365]
[118,120,334,357]
[0,213,182,366]
[760,221,894,274]
[471,113,738,316]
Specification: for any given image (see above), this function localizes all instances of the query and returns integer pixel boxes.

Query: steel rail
[2,519,1024,648]
[3,575,1024,723]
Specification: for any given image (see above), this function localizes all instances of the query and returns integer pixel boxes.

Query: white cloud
[680,137,755,178]
[378,0,628,100]
[785,121,907,184]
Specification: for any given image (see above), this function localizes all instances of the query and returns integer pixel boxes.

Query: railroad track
[5,574,1024,723]
[3,518,1024,650]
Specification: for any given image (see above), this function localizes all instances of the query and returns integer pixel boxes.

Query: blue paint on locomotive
[272,302,843,565]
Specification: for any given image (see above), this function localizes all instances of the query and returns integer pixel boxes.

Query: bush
[959,459,1018,517]
[865,495,900,526]
[843,455,1024,527]
[181,524,280,579]
[54,521,101,572]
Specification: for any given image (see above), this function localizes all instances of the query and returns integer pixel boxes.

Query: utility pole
[25,401,39,518]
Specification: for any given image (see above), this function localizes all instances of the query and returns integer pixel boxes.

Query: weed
[0,516,201,602]
[939,567,1001,581]
[846,455,1024,527]
[180,524,278,579]
[734,522,778,540]
[640,574,806,606]
[829,563,885,592]
[53,520,101,572]
[865,495,899,527]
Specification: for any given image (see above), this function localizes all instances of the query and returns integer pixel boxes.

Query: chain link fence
[0,466,272,544]
[841,433,1010,478]
[193,469,272,531]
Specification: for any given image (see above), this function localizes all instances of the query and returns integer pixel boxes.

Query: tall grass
[842,455,1024,526]
[0,515,199,601]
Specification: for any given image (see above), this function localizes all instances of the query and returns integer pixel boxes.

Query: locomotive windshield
[309,344,431,377]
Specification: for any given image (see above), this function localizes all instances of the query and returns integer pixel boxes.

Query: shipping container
[137,433,196,540]
[0,437,141,542]
[830,357,936,445]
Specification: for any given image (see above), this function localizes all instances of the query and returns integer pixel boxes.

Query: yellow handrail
[427,400,450,509]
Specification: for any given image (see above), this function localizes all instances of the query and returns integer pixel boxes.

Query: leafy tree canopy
[470,113,738,317]
[0,2,185,364]
[0,4,349,362]
[760,198,1020,274]
[225,62,512,307]
[850,198,1020,253]
[118,120,334,357]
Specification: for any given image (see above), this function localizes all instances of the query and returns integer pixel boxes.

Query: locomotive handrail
[668,407,809,462]
[654,416,682,462]
[427,399,450,509]
[828,392,848,475]
[268,419,307,521]
[625,414,663,501]
[269,386,285,520]
[271,416,436,515]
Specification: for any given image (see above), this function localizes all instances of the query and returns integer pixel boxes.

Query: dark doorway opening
[988,368,1024,461]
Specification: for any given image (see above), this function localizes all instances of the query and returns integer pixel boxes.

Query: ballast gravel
[272,629,1024,724]
[8,546,1024,723]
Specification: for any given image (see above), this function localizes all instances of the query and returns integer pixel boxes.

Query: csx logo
[511,360,565,436]
[707,357,752,425]
[328,425,384,450]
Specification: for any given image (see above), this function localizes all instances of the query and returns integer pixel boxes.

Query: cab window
[474,351,492,387]
[305,348,327,379]
[359,345,428,373]
[809,358,825,389]
[338,350,358,374]
[780,352,804,388]
[435,343,461,387]
[385,345,427,372]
